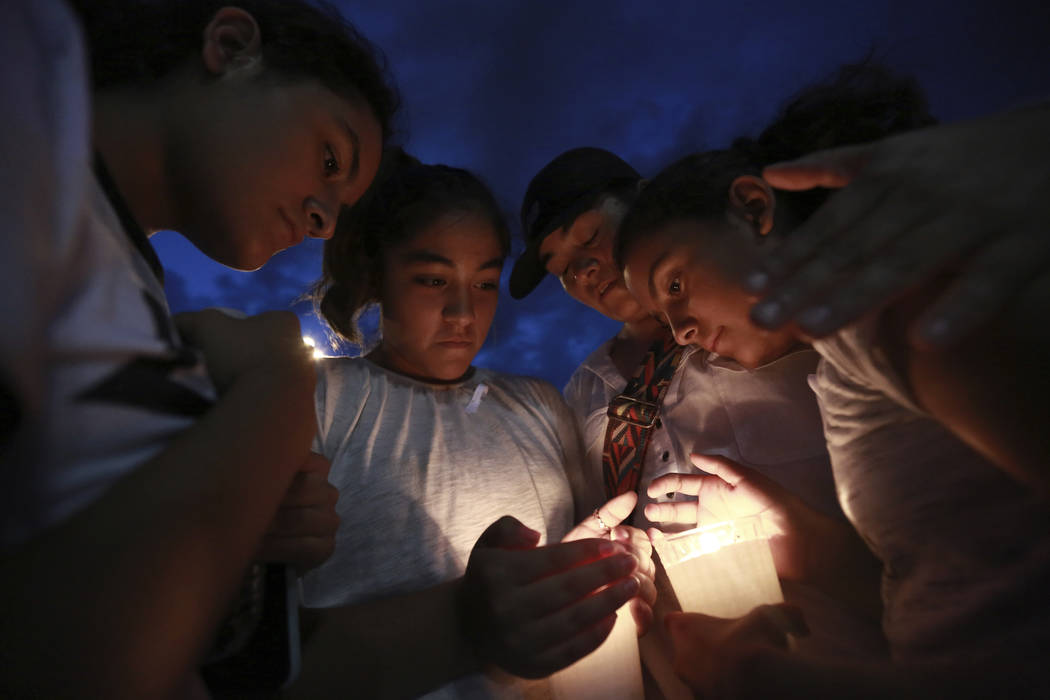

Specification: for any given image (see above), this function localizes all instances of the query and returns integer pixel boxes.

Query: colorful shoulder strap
[601,331,686,500]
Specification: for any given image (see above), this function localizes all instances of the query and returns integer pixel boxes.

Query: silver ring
[592,508,610,534]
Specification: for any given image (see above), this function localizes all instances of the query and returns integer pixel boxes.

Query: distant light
[303,335,325,360]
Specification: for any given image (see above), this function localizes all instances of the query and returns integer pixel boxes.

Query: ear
[201,7,262,75]
[728,175,776,236]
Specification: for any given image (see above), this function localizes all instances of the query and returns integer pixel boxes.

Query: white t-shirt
[812,319,1050,663]
[564,341,839,527]
[0,1,215,549]
[302,357,584,699]
[564,340,885,660]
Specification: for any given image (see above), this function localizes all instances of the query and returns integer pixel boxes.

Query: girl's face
[375,211,504,382]
[538,199,648,323]
[622,217,799,369]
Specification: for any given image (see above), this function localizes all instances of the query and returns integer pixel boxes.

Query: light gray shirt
[302,358,584,698]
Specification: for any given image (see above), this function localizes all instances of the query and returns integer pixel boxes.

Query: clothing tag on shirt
[465,383,489,414]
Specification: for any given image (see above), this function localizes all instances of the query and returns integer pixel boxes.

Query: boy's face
[376,212,504,382]
[538,199,648,323]
[622,218,799,369]
[169,76,383,270]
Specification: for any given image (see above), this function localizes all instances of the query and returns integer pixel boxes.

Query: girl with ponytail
[618,63,1050,697]
[293,156,656,698]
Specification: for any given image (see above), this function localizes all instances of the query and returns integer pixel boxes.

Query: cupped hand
[665,604,809,698]
[563,492,657,635]
[749,105,1050,348]
[645,454,812,581]
[458,515,642,679]
[256,452,339,574]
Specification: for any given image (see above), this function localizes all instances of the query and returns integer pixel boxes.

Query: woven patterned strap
[601,332,686,500]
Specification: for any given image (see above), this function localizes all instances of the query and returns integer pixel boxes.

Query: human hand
[646,455,811,581]
[665,604,808,698]
[458,515,642,679]
[256,452,339,574]
[563,492,657,635]
[748,104,1050,348]
[174,309,314,392]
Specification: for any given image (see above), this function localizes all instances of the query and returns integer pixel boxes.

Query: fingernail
[744,270,769,292]
[750,300,783,327]
[619,575,640,596]
[797,305,831,332]
[615,553,637,574]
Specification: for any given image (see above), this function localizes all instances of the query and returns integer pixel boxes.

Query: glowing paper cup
[653,516,782,617]
[549,604,643,700]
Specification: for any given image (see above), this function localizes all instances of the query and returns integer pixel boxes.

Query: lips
[436,338,473,348]
[278,209,303,248]
[703,327,724,354]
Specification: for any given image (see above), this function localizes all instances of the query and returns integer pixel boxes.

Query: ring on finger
[592,508,611,535]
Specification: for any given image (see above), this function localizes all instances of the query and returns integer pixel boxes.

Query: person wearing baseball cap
[512,147,885,697]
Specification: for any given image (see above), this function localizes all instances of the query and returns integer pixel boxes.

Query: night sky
[154,0,1050,390]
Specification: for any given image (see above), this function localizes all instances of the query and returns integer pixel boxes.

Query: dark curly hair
[617,61,937,263]
[69,0,398,140]
[312,151,511,345]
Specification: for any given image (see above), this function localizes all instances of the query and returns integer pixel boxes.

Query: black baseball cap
[510,147,641,299]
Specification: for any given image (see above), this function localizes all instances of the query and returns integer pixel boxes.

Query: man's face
[537,198,647,323]
[169,76,383,271]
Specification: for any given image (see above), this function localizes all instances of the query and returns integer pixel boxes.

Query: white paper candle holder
[653,515,783,617]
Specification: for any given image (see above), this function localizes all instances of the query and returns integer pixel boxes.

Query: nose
[443,285,475,323]
[304,195,337,240]
[568,256,600,286]
[668,312,699,346]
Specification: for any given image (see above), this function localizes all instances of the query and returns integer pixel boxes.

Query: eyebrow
[647,250,670,300]
[400,250,505,272]
[340,117,361,180]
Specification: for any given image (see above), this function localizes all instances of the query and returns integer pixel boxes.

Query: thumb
[475,515,542,550]
[302,451,331,477]
[761,142,873,191]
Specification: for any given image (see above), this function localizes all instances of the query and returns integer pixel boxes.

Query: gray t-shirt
[812,319,1050,663]
[302,357,583,698]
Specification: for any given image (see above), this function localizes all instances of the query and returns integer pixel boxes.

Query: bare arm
[0,311,317,699]
[290,516,643,699]
[883,271,1050,497]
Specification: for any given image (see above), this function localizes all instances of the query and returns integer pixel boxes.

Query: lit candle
[652,515,782,617]
[549,603,643,700]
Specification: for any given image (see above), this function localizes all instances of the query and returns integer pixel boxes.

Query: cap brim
[508,241,548,299]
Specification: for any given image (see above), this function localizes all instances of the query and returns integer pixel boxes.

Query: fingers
[647,472,705,498]
[761,142,873,191]
[564,492,639,541]
[747,179,895,322]
[276,469,338,508]
[300,451,330,476]
[628,596,655,636]
[599,491,639,529]
[512,614,619,679]
[266,500,339,536]
[503,551,639,622]
[688,453,750,486]
[475,515,542,550]
[644,501,699,525]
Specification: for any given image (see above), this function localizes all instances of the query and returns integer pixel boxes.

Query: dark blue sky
[155,0,1050,389]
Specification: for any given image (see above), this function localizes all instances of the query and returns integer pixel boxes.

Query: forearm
[793,507,883,621]
[0,361,315,699]
[290,578,481,699]
[889,271,1050,497]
